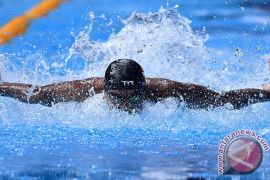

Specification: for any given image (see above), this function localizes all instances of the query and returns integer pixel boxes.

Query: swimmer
[1,59,270,113]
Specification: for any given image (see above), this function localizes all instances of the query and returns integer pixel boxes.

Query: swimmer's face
[105,89,145,113]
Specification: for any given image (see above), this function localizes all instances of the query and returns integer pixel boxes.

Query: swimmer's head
[104,59,146,112]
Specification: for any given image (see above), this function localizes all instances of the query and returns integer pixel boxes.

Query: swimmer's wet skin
[1,59,270,112]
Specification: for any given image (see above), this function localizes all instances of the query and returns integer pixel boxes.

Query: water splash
[0,7,269,136]
[0,6,270,178]
[68,7,209,83]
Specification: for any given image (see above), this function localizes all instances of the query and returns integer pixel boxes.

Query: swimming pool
[0,0,270,179]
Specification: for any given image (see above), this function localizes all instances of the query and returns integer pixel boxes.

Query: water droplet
[224,103,234,110]
[137,49,143,53]
[88,11,95,19]
[234,47,243,57]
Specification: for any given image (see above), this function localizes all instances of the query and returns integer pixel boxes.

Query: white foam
[68,7,209,84]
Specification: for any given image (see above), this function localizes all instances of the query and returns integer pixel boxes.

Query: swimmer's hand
[263,84,270,91]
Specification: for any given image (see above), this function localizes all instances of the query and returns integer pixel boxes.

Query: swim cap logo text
[121,81,134,86]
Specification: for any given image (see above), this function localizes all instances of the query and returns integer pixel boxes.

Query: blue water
[0,0,270,179]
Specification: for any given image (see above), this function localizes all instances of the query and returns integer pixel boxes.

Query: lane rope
[0,0,65,45]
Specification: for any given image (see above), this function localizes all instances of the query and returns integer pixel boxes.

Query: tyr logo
[121,81,134,86]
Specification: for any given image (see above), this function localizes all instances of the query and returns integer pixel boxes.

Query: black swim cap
[104,59,146,91]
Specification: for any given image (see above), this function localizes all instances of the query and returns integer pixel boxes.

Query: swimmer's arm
[0,82,32,103]
[0,77,104,106]
[145,78,270,109]
[222,89,270,109]
[145,78,223,109]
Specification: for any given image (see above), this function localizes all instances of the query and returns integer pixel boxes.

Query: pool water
[0,0,270,179]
